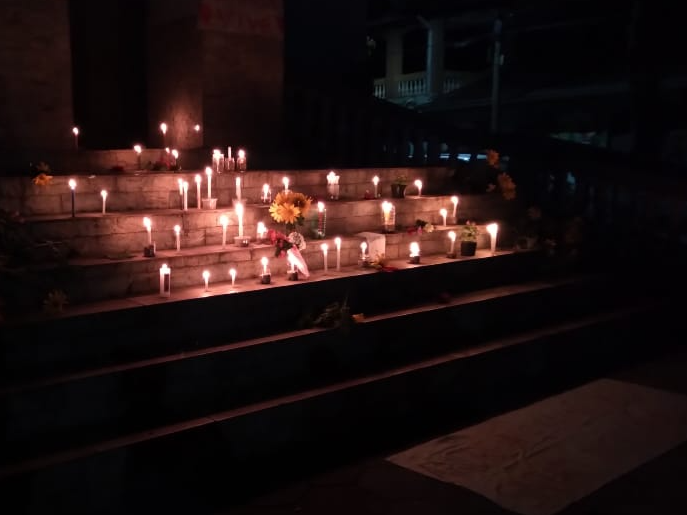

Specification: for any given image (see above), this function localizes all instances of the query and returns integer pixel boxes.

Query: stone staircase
[0,165,680,514]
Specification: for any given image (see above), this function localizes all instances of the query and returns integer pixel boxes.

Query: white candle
[262,183,270,203]
[178,178,183,196]
[212,149,221,174]
[410,241,420,257]
[101,190,107,214]
[160,122,167,146]
[69,178,76,217]
[229,268,237,287]
[171,149,179,168]
[321,243,329,273]
[72,126,79,150]
[448,230,456,254]
[372,175,380,198]
[440,208,447,227]
[237,149,247,171]
[235,177,242,200]
[159,264,171,297]
[360,241,367,258]
[202,270,210,291]
[195,174,202,209]
[414,179,423,196]
[235,202,244,238]
[487,223,499,256]
[182,181,189,211]
[261,256,269,275]
[257,221,266,240]
[134,144,142,169]
[288,253,297,273]
[205,166,212,199]
[174,224,181,252]
[282,176,289,193]
[143,217,152,245]
[451,195,459,220]
[381,201,392,225]
[334,237,341,271]
[219,214,229,248]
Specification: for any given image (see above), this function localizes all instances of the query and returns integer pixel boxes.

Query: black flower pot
[460,241,477,256]
[391,184,406,198]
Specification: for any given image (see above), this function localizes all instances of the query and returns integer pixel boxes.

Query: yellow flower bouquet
[268,191,313,232]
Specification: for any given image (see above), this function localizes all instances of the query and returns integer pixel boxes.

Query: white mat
[388,379,687,515]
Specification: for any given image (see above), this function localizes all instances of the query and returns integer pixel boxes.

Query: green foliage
[460,221,480,242]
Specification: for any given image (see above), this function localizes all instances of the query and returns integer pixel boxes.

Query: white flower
[288,231,306,251]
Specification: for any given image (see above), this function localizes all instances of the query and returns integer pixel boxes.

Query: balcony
[373,70,480,107]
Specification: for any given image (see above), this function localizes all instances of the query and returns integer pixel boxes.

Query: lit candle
[160,122,167,146]
[205,166,212,199]
[414,179,423,196]
[68,178,76,217]
[72,127,79,150]
[451,195,459,221]
[174,224,181,252]
[182,180,189,211]
[178,178,183,196]
[257,221,266,241]
[360,241,368,258]
[321,243,329,274]
[235,202,244,238]
[282,176,289,193]
[448,230,456,255]
[317,201,325,236]
[486,223,499,256]
[195,174,202,209]
[287,253,298,278]
[101,189,107,214]
[262,183,270,203]
[212,149,221,174]
[171,149,179,168]
[237,149,247,171]
[202,270,210,291]
[229,267,237,287]
[335,237,341,271]
[440,208,447,227]
[159,264,171,297]
[134,144,142,170]
[194,124,201,133]
[235,176,242,201]
[372,175,380,198]
[381,201,393,230]
[261,256,269,275]
[409,241,420,263]
[143,216,152,245]
[219,214,229,248]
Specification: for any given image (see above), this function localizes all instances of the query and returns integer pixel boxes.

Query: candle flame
[143,216,151,229]
[320,243,329,252]
[182,180,188,191]
[381,201,392,214]
[261,256,269,266]
[235,202,244,216]
[451,195,459,205]
[238,149,245,158]
[229,268,236,279]
[72,127,79,136]
[159,122,167,134]
[448,230,456,242]
[101,189,107,199]
[194,124,200,132]
[172,149,179,158]
[360,241,367,252]
[414,179,423,189]
[161,263,169,272]
[174,224,181,235]
[317,201,325,212]
[282,177,289,188]
[68,179,76,190]
[202,270,210,280]
[205,166,212,176]
[486,223,499,237]
[440,208,447,217]
[133,144,142,154]
[219,214,229,227]
[334,237,341,249]
[195,174,201,184]
[410,241,420,257]
[212,148,221,155]
[263,183,269,194]
[372,175,379,186]
[257,221,266,235]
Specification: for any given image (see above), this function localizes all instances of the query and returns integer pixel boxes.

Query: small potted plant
[460,221,479,256]
[391,173,408,198]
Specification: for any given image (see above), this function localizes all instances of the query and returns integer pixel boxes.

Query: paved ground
[217,345,687,515]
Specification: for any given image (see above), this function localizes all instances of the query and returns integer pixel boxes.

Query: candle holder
[381,202,396,233]
[144,243,156,257]
[409,255,421,264]
[159,265,171,298]
[359,254,372,268]
[326,171,340,200]
[446,251,457,259]
[234,236,251,247]
[260,273,272,284]
[201,198,218,210]
[287,269,299,281]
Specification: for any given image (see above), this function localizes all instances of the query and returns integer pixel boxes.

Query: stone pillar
[385,29,404,100]
[0,0,74,152]
[425,18,445,99]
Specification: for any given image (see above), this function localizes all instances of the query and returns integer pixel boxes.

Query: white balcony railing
[373,71,465,102]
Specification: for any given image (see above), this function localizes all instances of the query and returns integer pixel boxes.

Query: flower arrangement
[269,190,313,232]
[32,162,53,187]
[268,229,307,258]
[460,221,480,242]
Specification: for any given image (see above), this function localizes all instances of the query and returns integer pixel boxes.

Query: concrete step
[0,273,626,465]
[0,250,546,386]
[0,300,675,514]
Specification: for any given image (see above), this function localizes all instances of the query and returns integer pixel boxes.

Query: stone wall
[0,0,74,152]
